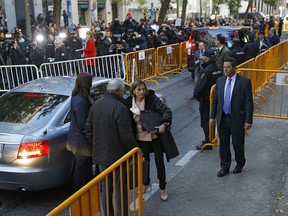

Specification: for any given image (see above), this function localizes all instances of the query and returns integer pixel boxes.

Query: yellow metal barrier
[179,41,188,70]
[200,85,219,152]
[47,147,144,216]
[237,69,288,120]
[156,43,183,81]
[125,48,158,85]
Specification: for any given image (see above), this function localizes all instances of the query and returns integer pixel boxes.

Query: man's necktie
[223,78,232,114]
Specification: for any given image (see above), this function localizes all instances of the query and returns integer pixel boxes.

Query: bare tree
[53,0,62,30]
[157,0,171,25]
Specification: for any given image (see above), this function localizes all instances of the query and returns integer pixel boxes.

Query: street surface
[0,70,287,215]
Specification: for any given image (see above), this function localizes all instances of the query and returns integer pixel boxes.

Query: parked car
[238,12,266,20]
[186,26,251,73]
[0,76,166,191]
[0,76,132,191]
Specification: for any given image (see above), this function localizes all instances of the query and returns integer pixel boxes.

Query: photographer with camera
[24,41,45,68]
[96,32,110,56]
[45,33,55,62]
[65,32,83,60]
[122,13,138,33]
[9,40,26,65]
[109,19,124,35]
[127,31,148,52]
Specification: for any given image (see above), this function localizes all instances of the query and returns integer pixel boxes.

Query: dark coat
[96,37,110,56]
[54,44,68,62]
[269,34,280,46]
[243,41,259,60]
[211,74,254,130]
[230,43,246,65]
[67,93,92,156]
[215,46,231,71]
[126,90,179,161]
[85,92,138,166]
[193,59,222,101]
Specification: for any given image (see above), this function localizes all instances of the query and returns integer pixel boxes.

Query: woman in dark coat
[67,72,93,192]
[126,80,178,201]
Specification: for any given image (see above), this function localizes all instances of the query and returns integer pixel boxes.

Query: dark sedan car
[0,76,131,191]
[186,26,251,74]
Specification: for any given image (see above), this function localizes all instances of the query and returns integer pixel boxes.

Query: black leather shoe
[233,166,243,174]
[196,144,213,150]
[217,169,229,177]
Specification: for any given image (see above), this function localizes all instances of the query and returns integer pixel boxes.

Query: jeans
[99,164,128,216]
[72,155,93,192]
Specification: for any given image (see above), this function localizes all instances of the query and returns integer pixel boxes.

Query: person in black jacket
[67,72,93,192]
[54,39,68,62]
[96,32,110,56]
[193,49,223,150]
[86,79,138,216]
[229,38,246,65]
[122,12,137,33]
[109,19,124,35]
[243,33,259,61]
[126,80,178,201]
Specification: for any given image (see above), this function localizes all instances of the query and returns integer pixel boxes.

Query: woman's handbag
[140,111,162,133]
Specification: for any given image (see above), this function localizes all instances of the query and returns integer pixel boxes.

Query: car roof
[11,76,111,96]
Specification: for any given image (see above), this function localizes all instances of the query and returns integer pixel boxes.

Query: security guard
[193,48,223,150]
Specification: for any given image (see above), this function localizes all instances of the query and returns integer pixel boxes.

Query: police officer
[230,38,246,65]
[193,48,223,150]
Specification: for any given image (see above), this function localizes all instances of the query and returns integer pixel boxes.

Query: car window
[90,83,106,101]
[0,92,68,125]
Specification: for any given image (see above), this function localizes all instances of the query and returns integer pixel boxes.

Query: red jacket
[83,39,96,65]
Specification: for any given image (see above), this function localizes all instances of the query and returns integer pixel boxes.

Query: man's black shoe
[217,169,229,177]
[233,166,243,174]
[196,144,213,150]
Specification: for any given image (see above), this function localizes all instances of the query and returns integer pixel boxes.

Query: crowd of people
[0,9,283,69]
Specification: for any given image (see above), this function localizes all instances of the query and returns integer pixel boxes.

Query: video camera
[112,34,122,44]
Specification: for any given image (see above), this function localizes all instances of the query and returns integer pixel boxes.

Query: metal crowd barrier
[199,85,219,153]
[47,147,144,216]
[39,54,125,80]
[0,65,40,93]
[179,41,188,70]
[238,69,288,120]
[125,48,157,85]
[156,43,183,81]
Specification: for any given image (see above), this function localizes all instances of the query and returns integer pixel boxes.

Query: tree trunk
[181,0,188,25]
[243,0,253,19]
[157,0,171,25]
[53,0,62,31]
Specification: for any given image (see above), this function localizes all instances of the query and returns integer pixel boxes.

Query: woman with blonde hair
[83,31,96,74]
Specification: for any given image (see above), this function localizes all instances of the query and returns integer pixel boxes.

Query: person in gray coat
[86,78,138,216]
[66,72,93,192]
[214,34,231,72]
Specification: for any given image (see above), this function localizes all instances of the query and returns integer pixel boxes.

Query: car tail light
[17,140,49,159]
[233,31,238,38]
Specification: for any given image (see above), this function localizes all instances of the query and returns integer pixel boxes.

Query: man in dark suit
[191,41,205,100]
[214,34,231,72]
[210,58,253,177]
[268,27,280,46]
